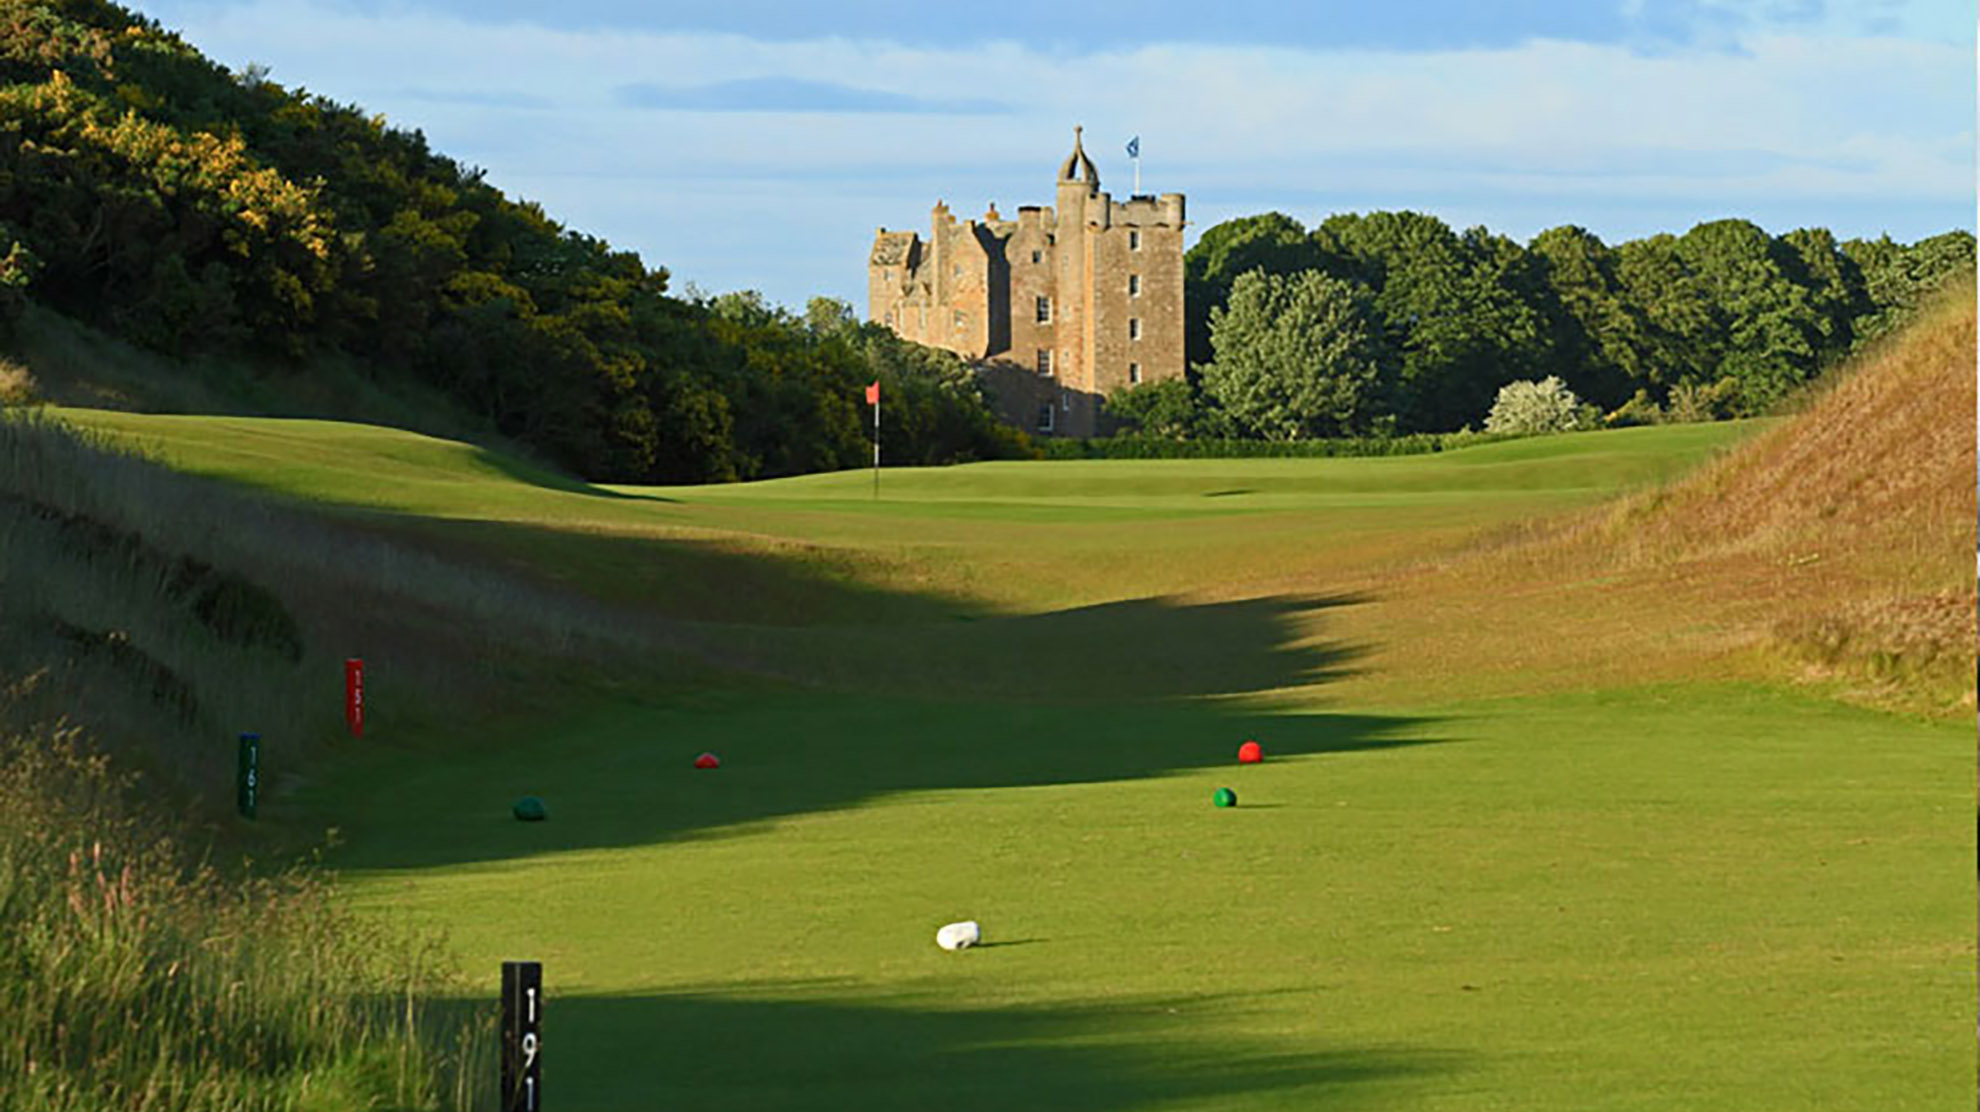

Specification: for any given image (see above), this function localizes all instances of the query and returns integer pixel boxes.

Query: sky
[130,0,1974,312]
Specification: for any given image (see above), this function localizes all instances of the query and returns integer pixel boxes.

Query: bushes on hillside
[0,1,1021,482]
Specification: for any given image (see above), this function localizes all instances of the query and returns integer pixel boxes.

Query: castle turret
[1054,127,1097,387]
[1056,125,1099,188]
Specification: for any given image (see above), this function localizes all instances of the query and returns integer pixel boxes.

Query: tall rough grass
[0,723,490,1110]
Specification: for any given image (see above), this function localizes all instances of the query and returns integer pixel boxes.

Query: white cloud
[137,0,1973,308]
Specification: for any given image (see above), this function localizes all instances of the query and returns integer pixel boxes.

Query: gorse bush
[1485,377,1594,436]
[0,723,489,1111]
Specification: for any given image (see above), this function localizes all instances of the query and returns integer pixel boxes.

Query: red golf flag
[865,381,879,405]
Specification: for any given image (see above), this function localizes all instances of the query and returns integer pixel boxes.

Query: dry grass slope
[1332,278,1975,713]
[1615,278,1975,710]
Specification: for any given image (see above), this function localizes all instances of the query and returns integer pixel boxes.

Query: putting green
[59,408,1970,1108]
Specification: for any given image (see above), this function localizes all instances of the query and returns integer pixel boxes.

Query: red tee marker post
[344,658,364,738]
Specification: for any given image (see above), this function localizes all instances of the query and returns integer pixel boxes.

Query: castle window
[1129,362,1142,384]
[1037,403,1055,432]
[1129,318,1142,341]
[1128,274,1141,297]
[1031,249,1042,264]
[1036,296,1051,324]
[1129,230,1141,251]
[1037,349,1053,376]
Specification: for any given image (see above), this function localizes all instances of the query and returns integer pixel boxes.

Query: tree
[1182,212,1327,367]
[1312,211,1549,432]
[804,295,856,338]
[1527,224,1651,409]
[1844,231,1976,347]
[1673,219,1824,415]
[1199,269,1384,440]
[1104,376,1234,440]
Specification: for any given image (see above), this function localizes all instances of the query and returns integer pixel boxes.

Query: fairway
[318,687,1966,1111]
[61,409,1973,1109]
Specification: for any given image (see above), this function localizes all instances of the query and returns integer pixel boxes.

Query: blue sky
[134,0,1973,311]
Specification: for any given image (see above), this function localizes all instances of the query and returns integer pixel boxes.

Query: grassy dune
[25,288,1973,1109]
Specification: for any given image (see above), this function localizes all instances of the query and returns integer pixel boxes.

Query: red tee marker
[1237,740,1263,764]
[344,658,364,738]
[693,752,721,770]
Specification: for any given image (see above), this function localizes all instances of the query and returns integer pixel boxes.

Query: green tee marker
[1212,787,1237,808]
[512,795,547,822]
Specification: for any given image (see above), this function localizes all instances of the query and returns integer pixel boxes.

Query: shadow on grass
[726,592,1368,699]
[327,689,1442,872]
[504,986,1458,1111]
[471,447,678,503]
[301,509,1432,871]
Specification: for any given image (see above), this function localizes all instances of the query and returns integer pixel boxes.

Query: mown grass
[313,684,1969,1112]
[50,407,1758,620]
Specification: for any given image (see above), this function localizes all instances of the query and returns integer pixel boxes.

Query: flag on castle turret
[1126,135,1140,159]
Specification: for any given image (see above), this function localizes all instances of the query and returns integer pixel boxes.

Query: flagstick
[872,390,880,500]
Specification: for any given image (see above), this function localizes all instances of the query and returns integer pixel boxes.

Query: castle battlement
[868,128,1186,437]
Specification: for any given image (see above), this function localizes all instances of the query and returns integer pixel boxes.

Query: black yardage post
[501,960,543,1111]
[236,732,259,819]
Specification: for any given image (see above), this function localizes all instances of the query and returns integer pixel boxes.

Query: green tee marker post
[501,961,543,1112]
[236,732,259,819]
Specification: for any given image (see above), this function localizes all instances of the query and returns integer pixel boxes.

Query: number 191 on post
[501,961,542,1111]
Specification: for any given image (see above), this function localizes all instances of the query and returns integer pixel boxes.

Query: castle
[866,128,1186,437]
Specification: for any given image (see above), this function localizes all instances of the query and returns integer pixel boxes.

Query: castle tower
[867,129,1186,437]
[1054,126,1099,396]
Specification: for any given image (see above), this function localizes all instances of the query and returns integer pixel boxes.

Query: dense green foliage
[1166,208,1972,438]
[1198,269,1385,439]
[0,0,1020,480]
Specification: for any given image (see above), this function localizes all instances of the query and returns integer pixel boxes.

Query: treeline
[3,4,1969,468]
[0,0,1021,481]
[1117,210,1974,440]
